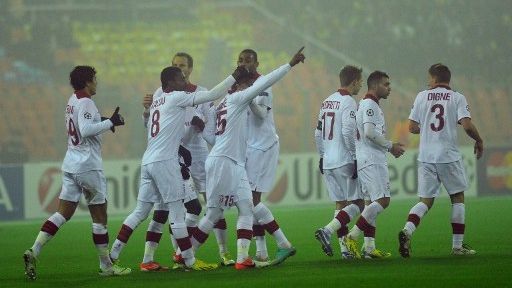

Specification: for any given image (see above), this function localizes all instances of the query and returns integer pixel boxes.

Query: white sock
[404,202,429,236]
[92,223,111,270]
[32,212,67,257]
[364,237,375,253]
[451,203,465,249]
[254,203,291,248]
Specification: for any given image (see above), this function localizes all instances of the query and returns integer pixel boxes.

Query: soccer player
[343,71,405,259]
[314,65,365,259]
[240,48,296,264]
[398,63,483,257]
[23,66,129,280]
[138,53,235,271]
[108,65,250,271]
[191,47,305,270]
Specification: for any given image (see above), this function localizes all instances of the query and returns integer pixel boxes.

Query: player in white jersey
[23,66,130,280]
[313,65,365,259]
[137,53,235,270]
[239,49,295,265]
[191,47,305,270]
[343,71,405,259]
[398,63,483,257]
[109,65,250,271]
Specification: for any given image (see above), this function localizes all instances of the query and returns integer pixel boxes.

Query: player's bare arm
[408,120,420,134]
[459,117,483,159]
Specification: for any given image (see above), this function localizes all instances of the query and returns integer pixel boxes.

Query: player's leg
[440,160,474,255]
[109,200,153,261]
[252,191,268,261]
[399,162,439,258]
[193,158,234,265]
[24,172,79,280]
[315,165,359,258]
[346,164,391,258]
[234,198,256,270]
[140,202,169,271]
[78,170,131,276]
[110,165,156,261]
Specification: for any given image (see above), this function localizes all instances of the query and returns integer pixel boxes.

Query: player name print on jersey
[427,92,451,101]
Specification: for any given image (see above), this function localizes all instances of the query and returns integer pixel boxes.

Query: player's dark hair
[240,49,258,62]
[339,65,362,87]
[160,66,183,89]
[69,66,96,90]
[174,52,194,68]
[367,70,389,89]
[429,63,451,83]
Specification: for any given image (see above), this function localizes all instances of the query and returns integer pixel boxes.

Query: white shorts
[358,164,390,202]
[205,156,252,209]
[190,158,206,193]
[153,178,197,211]
[59,170,106,205]
[418,160,468,198]
[246,142,279,193]
[323,163,361,202]
[138,159,185,204]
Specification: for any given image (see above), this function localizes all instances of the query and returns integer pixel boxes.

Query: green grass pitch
[1,197,511,288]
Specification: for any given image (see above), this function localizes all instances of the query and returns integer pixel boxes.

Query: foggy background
[0,0,510,163]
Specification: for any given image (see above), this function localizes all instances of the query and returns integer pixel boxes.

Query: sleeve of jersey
[231,64,291,105]
[191,76,236,106]
[341,103,357,160]
[408,93,421,123]
[249,100,268,119]
[78,100,113,137]
[457,94,471,122]
[362,102,392,150]
[314,111,324,156]
[364,122,392,150]
[201,106,217,146]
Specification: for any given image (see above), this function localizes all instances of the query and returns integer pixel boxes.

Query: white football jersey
[317,89,357,169]
[61,92,113,173]
[355,96,388,169]
[153,84,211,159]
[409,85,471,163]
[247,84,279,151]
[209,64,291,164]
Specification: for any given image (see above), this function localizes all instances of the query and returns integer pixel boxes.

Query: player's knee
[184,199,202,216]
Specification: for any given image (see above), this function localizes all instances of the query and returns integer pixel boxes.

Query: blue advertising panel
[0,165,24,221]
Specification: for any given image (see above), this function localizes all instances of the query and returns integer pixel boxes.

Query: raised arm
[191,66,250,106]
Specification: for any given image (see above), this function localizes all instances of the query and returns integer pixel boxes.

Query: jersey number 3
[430,104,445,132]
[321,112,335,140]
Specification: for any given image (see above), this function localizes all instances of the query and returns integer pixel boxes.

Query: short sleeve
[408,93,422,123]
[457,93,471,121]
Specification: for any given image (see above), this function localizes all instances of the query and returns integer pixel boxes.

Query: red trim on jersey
[185,83,198,92]
[432,84,451,90]
[337,89,351,96]
[75,90,91,99]
[363,93,380,105]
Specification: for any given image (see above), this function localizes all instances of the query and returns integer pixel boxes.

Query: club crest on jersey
[83,112,92,119]
[366,109,374,116]
[350,111,355,118]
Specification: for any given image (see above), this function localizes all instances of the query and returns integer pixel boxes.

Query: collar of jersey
[363,93,379,105]
[431,84,451,90]
[337,89,351,96]
[75,90,91,99]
